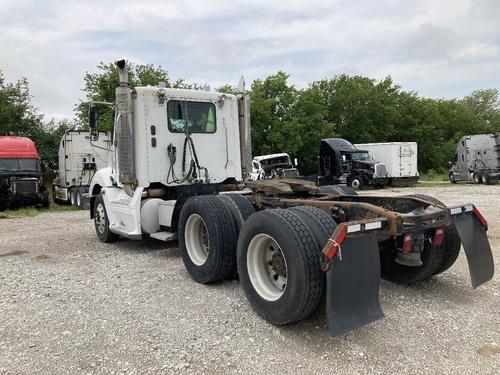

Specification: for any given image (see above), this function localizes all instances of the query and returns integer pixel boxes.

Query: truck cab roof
[0,136,39,159]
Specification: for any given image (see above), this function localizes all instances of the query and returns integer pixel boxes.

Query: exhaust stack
[237,77,252,178]
[115,59,136,195]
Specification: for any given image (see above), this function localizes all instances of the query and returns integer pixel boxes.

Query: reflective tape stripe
[365,221,382,230]
[450,207,462,215]
[347,224,361,233]
[464,205,473,212]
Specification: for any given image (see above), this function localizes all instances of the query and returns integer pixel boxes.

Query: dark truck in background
[317,138,388,189]
[0,136,49,211]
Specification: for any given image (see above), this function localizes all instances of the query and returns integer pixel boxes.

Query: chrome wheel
[185,214,209,266]
[247,234,287,301]
[95,203,106,234]
[70,190,76,205]
[76,191,81,207]
[351,178,361,190]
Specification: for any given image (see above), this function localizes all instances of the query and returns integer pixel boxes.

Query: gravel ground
[0,184,499,374]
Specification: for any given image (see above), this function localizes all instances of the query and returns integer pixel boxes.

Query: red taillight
[433,228,445,246]
[402,233,412,253]
[473,206,488,227]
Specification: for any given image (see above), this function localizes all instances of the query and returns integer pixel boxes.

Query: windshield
[0,158,40,172]
[167,100,216,133]
[351,152,370,161]
[260,156,291,166]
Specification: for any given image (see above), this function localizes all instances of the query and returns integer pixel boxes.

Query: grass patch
[0,204,78,218]
[419,169,448,182]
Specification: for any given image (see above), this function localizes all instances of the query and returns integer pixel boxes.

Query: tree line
[1,62,499,177]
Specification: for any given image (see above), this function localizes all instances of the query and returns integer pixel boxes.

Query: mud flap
[452,214,494,288]
[326,233,384,336]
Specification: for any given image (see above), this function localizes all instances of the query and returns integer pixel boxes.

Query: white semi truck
[448,133,500,184]
[249,153,298,180]
[86,60,493,337]
[355,142,419,186]
[52,131,111,208]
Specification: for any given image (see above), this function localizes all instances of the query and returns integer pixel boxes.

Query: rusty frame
[244,179,452,237]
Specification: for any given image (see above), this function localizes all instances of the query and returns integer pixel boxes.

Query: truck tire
[76,189,83,209]
[41,191,49,208]
[380,239,444,284]
[348,175,364,190]
[449,172,456,183]
[237,209,323,325]
[319,185,358,196]
[405,194,462,276]
[218,194,256,279]
[481,173,488,184]
[70,188,76,206]
[473,172,481,184]
[93,193,119,243]
[218,194,255,231]
[178,195,238,283]
[289,206,337,248]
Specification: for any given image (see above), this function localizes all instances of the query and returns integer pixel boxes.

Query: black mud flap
[326,233,384,336]
[452,214,494,288]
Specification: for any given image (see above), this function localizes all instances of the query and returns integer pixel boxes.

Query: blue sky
[0,0,499,122]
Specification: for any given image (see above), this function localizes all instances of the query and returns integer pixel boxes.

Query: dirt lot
[0,184,499,374]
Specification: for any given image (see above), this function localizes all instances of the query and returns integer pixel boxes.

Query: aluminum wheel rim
[247,234,288,301]
[95,203,106,234]
[185,214,209,266]
[76,192,81,207]
[70,191,75,205]
[351,179,361,189]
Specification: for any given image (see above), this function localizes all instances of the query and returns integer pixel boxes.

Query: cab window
[167,100,216,133]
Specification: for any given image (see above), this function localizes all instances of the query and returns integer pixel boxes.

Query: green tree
[75,62,173,131]
[250,72,302,157]
[462,89,500,133]
[0,72,44,138]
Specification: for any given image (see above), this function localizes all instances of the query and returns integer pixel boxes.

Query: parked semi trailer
[355,142,419,186]
[88,60,494,337]
[52,131,111,208]
[449,133,500,184]
[0,136,49,211]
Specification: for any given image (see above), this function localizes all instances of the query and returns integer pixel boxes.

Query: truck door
[457,140,468,180]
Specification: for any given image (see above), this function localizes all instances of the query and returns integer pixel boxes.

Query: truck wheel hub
[247,234,288,301]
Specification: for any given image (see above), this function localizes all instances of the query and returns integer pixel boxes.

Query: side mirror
[88,104,99,141]
[293,158,298,167]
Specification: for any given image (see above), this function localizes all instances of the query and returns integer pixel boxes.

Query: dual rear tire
[178,195,337,325]
[380,194,462,284]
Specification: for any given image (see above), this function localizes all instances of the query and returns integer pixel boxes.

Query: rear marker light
[402,234,412,253]
[347,224,361,233]
[433,228,445,246]
[365,221,382,230]
[450,207,462,215]
[464,205,473,212]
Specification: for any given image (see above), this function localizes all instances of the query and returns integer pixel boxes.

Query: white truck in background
[249,153,298,180]
[52,131,111,208]
[448,134,500,184]
[355,142,419,186]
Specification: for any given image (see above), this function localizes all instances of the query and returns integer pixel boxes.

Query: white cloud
[0,0,499,121]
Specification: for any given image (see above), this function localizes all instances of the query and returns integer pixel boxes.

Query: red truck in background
[0,136,49,211]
